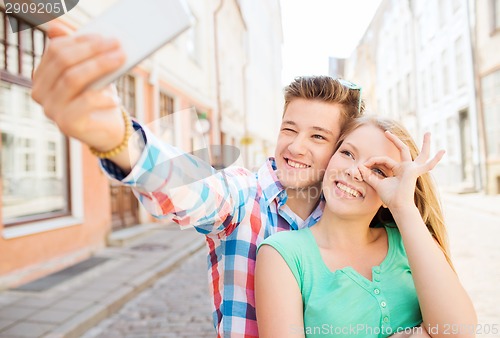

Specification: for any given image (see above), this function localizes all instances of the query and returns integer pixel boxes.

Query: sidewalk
[0,224,205,338]
[441,191,500,217]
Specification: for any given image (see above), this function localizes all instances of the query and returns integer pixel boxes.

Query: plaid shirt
[101,121,324,337]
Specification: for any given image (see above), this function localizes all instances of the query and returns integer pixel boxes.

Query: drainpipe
[466,0,487,192]
[407,0,421,136]
[213,0,224,168]
[242,59,249,168]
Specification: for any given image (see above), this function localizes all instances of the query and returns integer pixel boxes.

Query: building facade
[346,0,486,193]
[474,0,500,194]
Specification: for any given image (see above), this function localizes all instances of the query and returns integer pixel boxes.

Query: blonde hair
[283,76,365,128]
[337,115,454,269]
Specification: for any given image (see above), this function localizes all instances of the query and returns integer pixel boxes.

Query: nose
[287,134,307,156]
[345,165,363,181]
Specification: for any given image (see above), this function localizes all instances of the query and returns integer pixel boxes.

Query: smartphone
[76,0,193,90]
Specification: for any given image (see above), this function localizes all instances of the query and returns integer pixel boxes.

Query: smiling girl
[255,116,476,337]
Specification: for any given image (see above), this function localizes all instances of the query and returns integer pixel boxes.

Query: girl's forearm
[390,206,477,338]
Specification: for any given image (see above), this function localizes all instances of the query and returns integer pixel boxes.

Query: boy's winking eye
[281,121,334,140]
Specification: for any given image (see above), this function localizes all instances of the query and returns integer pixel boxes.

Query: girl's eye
[312,134,326,140]
[340,150,354,159]
[282,128,296,133]
[372,168,387,178]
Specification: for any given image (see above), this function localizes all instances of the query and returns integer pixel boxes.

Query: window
[442,50,449,95]
[394,35,400,68]
[0,12,5,69]
[1,128,69,226]
[116,74,136,117]
[446,117,457,158]
[20,138,35,172]
[1,10,70,226]
[47,141,57,173]
[387,88,393,117]
[406,73,413,111]
[1,9,46,86]
[433,122,444,151]
[0,82,10,111]
[159,91,175,144]
[497,0,500,29]
[439,0,447,27]
[6,20,19,75]
[417,16,425,50]
[430,60,438,102]
[397,80,404,114]
[455,37,465,88]
[481,70,500,157]
[492,0,500,32]
[403,23,410,56]
[419,71,426,108]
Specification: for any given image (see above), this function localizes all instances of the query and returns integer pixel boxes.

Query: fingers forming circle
[384,131,412,162]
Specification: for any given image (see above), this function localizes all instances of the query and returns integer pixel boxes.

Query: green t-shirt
[260,225,422,337]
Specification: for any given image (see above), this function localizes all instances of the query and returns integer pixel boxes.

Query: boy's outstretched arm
[32,23,242,235]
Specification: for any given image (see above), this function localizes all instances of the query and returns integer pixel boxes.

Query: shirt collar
[258,157,287,205]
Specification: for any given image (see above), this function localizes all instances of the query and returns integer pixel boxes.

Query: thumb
[47,22,74,39]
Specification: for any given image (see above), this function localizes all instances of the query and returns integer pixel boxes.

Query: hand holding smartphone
[76,0,193,89]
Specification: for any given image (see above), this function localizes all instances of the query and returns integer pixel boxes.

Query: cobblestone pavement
[81,248,214,338]
[443,203,500,338]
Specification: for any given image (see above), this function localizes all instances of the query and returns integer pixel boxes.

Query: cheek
[275,134,293,150]
[324,155,343,174]
[322,164,339,188]
[274,137,287,155]
[316,148,336,168]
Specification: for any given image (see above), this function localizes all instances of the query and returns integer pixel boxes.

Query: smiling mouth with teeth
[286,158,310,169]
[336,181,363,198]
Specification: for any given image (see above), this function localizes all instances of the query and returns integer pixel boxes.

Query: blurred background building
[475,0,500,196]
[345,0,500,195]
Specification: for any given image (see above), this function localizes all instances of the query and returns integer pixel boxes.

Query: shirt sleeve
[100,120,252,237]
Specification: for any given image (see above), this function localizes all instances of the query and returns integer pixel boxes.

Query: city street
[443,202,500,336]
[81,248,213,338]
[81,195,500,338]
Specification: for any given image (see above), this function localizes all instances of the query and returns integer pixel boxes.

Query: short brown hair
[283,76,364,127]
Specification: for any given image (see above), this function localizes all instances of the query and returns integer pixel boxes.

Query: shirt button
[374,288,380,295]
[383,316,389,323]
[381,301,387,308]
